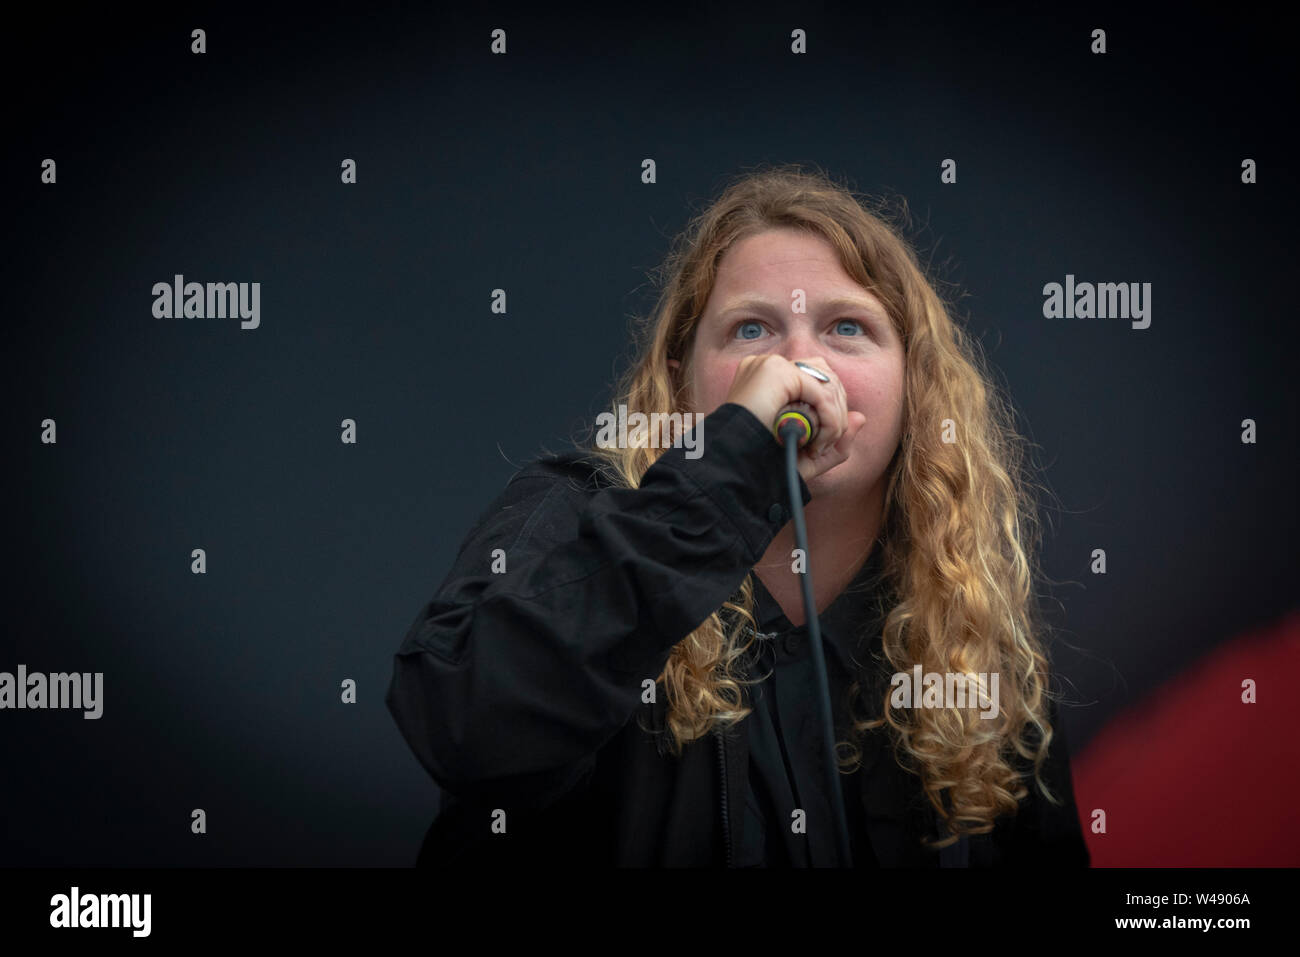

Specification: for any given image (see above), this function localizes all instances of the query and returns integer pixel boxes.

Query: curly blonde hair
[578,162,1065,847]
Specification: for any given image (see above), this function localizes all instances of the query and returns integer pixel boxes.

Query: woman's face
[670,227,906,505]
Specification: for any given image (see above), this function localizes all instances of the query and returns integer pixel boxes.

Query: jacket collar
[749,538,891,649]
[732,540,931,865]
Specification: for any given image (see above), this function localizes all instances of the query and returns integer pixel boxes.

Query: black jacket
[385,401,1090,867]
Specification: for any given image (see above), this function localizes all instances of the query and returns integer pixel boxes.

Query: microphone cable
[775,408,853,868]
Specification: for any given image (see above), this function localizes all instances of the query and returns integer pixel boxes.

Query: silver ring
[794,361,830,383]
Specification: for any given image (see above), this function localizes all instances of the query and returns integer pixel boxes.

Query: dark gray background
[4,2,1296,865]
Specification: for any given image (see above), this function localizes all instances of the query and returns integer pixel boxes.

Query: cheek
[845,373,887,412]
[691,356,741,413]
[847,361,905,435]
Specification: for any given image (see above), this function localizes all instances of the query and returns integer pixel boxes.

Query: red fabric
[1071,609,1300,866]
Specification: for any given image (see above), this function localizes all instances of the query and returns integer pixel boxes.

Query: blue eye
[731,318,868,341]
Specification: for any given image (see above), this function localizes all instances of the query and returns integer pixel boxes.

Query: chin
[805,468,842,492]
[807,465,871,499]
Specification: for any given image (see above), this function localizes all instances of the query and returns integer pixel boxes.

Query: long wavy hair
[576,162,1065,847]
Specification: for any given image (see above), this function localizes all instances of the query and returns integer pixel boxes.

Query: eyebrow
[716,295,887,321]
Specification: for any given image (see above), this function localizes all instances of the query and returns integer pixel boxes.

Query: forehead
[708,229,884,315]
[716,228,843,276]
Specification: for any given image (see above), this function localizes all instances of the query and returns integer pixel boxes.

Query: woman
[385,163,1090,867]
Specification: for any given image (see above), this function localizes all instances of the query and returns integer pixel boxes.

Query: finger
[817,381,848,458]
[790,359,844,457]
[835,411,866,451]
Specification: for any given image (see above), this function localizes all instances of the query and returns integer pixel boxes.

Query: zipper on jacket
[714,727,733,867]
[712,626,773,868]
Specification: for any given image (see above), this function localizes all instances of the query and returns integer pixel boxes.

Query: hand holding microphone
[773,362,828,449]
[723,355,867,486]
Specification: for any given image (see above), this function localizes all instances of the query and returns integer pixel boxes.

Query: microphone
[773,401,819,448]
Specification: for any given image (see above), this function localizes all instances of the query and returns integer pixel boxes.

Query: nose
[772,321,821,361]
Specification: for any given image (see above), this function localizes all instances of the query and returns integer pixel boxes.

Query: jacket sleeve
[385,401,810,811]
